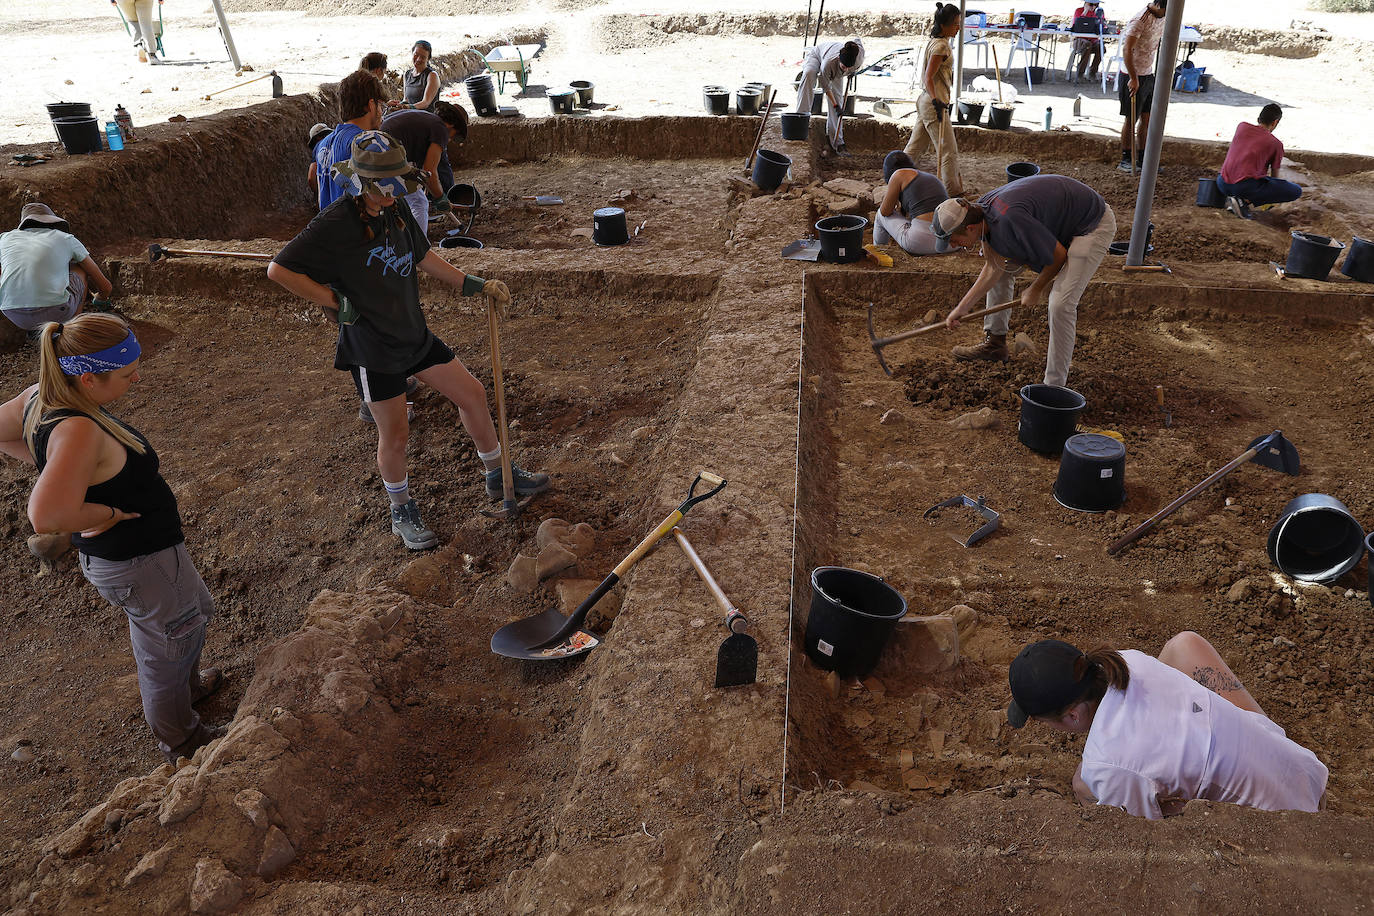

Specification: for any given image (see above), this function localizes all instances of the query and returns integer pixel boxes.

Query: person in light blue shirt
[315,71,388,211]
[0,204,113,332]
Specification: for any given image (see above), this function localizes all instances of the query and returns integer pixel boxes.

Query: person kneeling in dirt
[268,130,549,550]
[933,175,1115,386]
[1215,103,1302,220]
[874,151,955,256]
[1006,634,1328,819]
[1,205,114,335]
[0,314,226,764]
[795,38,865,154]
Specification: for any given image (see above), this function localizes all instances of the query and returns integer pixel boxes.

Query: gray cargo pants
[79,543,215,759]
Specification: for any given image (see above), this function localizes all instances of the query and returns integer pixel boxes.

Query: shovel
[491,471,728,661]
[1107,430,1300,556]
[672,528,758,687]
[782,238,822,261]
[148,243,273,263]
[868,300,1018,376]
[522,195,564,205]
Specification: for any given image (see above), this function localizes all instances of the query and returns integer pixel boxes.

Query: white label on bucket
[838,247,846,257]
[816,638,835,657]
[1100,468,1114,478]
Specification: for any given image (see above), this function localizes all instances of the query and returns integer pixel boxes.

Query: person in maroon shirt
[1215,104,1301,219]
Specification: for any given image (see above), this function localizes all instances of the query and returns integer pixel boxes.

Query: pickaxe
[867,300,1017,376]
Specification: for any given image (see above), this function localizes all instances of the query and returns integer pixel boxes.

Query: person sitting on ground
[360,51,388,82]
[874,151,955,256]
[1,204,113,334]
[316,70,388,212]
[391,40,440,113]
[903,4,964,196]
[305,123,334,200]
[1006,633,1328,819]
[1070,0,1106,83]
[381,100,469,227]
[268,131,549,549]
[115,0,161,64]
[1215,103,1302,220]
[1117,0,1167,174]
[0,314,225,764]
[795,38,865,155]
[933,174,1115,386]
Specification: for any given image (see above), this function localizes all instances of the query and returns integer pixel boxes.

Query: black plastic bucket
[53,116,102,155]
[805,567,908,678]
[1053,433,1126,512]
[1107,221,1154,256]
[751,148,791,191]
[780,111,810,140]
[548,88,577,114]
[1340,236,1374,283]
[1027,66,1046,86]
[703,85,730,115]
[1267,493,1366,584]
[744,81,772,105]
[446,183,481,210]
[1198,73,1213,92]
[593,206,629,246]
[810,94,824,114]
[1367,532,1374,606]
[815,215,868,263]
[465,75,499,118]
[736,88,762,116]
[569,80,594,108]
[46,102,92,142]
[439,235,483,249]
[958,101,984,125]
[1197,176,1227,208]
[1006,161,1040,182]
[1018,384,1087,454]
[988,104,1014,130]
[1284,231,1345,280]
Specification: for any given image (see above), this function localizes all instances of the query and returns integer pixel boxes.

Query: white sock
[383,477,410,507]
[477,445,502,471]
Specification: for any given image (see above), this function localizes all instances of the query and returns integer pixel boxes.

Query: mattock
[867,299,1018,375]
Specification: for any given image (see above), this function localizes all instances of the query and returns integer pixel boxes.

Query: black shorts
[1118,73,1155,117]
[349,336,454,402]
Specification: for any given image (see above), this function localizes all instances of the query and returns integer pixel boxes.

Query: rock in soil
[190,858,243,914]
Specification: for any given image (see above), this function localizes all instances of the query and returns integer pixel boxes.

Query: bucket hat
[17,203,70,233]
[330,130,423,199]
[306,122,333,149]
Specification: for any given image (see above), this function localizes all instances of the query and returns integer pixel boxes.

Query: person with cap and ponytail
[393,40,440,113]
[873,151,954,256]
[1006,632,1327,819]
[0,314,224,765]
[269,129,549,550]
[902,3,964,196]
[1,204,114,333]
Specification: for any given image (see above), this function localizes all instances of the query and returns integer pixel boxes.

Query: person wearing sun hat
[1006,634,1327,819]
[269,130,549,549]
[1,204,114,333]
[305,123,335,200]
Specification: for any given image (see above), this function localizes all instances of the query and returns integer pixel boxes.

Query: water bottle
[115,104,134,141]
[105,121,124,151]
[1073,94,1083,118]
[1044,106,1053,131]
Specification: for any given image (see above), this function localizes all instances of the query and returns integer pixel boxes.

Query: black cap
[1007,639,1091,728]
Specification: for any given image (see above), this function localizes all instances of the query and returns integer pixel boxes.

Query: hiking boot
[191,667,224,706]
[485,464,551,500]
[1116,155,1133,173]
[163,723,225,765]
[391,499,438,550]
[952,333,1009,363]
[1226,196,1253,220]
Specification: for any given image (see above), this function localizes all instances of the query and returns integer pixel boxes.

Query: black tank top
[28,403,184,561]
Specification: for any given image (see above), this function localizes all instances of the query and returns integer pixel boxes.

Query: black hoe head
[1248,430,1301,476]
[490,609,600,661]
[714,633,758,687]
[866,305,894,376]
[148,243,167,263]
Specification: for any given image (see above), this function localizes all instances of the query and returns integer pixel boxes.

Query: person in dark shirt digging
[932,175,1115,387]
[269,131,549,549]
[381,100,469,226]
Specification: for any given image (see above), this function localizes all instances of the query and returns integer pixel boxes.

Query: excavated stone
[123,844,172,887]
[506,553,539,593]
[189,859,243,914]
[536,542,578,580]
[257,825,296,878]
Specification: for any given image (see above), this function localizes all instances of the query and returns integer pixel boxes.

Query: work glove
[430,195,453,213]
[482,279,510,307]
[90,297,113,312]
[935,103,945,124]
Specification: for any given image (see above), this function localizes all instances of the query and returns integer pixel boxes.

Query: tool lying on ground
[868,300,1018,376]
[672,527,758,687]
[491,471,728,661]
[744,89,780,171]
[10,153,52,167]
[202,71,279,101]
[924,495,1001,547]
[148,243,272,262]
[1107,430,1300,556]
[1155,385,1172,427]
[1269,261,1288,279]
[782,238,822,261]
[479,295,527,522]
[1122,262,1172,274]
[521,195,564,205]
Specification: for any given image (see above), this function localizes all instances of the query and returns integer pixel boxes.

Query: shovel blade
[714,633,758,687]
[1248,431,1301,476]
[491,608,600,660]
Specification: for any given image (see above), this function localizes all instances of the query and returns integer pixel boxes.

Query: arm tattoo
[1191,666,1243,694]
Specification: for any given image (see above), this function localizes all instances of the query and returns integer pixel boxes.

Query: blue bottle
[105,121,124,151]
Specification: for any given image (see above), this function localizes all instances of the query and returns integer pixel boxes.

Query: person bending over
[796,38,865,154]
[1117,0,1167,174]
[933,175,1115,386]
[268,130,549,550]
[1,205,113,334]
[1006,634,1327,819]
[903,4,963,195]
[382,100,469,226]
[1216,103,1301,220]
[874,151,954,256]
[0,314,225,764]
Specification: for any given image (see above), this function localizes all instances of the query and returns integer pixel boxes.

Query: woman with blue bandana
[0,314,225,765]
[270,130,549,550]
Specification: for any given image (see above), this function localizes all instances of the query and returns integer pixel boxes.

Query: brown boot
[952,333,1009,363]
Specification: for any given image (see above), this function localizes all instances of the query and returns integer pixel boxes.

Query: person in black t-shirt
[0,313,225,765]
[269,130,549,550]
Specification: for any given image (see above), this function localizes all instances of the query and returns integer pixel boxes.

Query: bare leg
[1158,630,1265,717]
[414,358,498,454]
[368,394,410,483]
[1136,112,1151,152]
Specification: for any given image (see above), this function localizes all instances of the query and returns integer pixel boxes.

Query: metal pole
[805,0,813,53]
[813,0,825,46]
[208,0,242,71]
[1126,0,1184,266]
[954,0,967,108]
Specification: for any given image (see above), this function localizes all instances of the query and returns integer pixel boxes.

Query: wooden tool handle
[164,247,274,260]
[879,299,1018,347]
[672,527,738,617]
[1155,385,1165,407]
[611,510,684,578]
[486,300,515,505]
[991,45,1005,105]
[744,90,779,170]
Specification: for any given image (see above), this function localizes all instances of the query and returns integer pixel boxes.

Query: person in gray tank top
[392,40,439,112]
[873,151,955,256]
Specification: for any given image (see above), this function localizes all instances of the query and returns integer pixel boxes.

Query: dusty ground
[4,3,1374,915]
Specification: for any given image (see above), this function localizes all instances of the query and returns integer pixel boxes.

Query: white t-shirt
[1120,7,1166,76]
[0,228,89,312]
[1080,650,1328,819]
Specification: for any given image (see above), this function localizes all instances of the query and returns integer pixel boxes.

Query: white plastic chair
[962,11,990,70]
[1004,32,1038,90]
[1103,51,1124,92]
[1064,20,1104,83]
